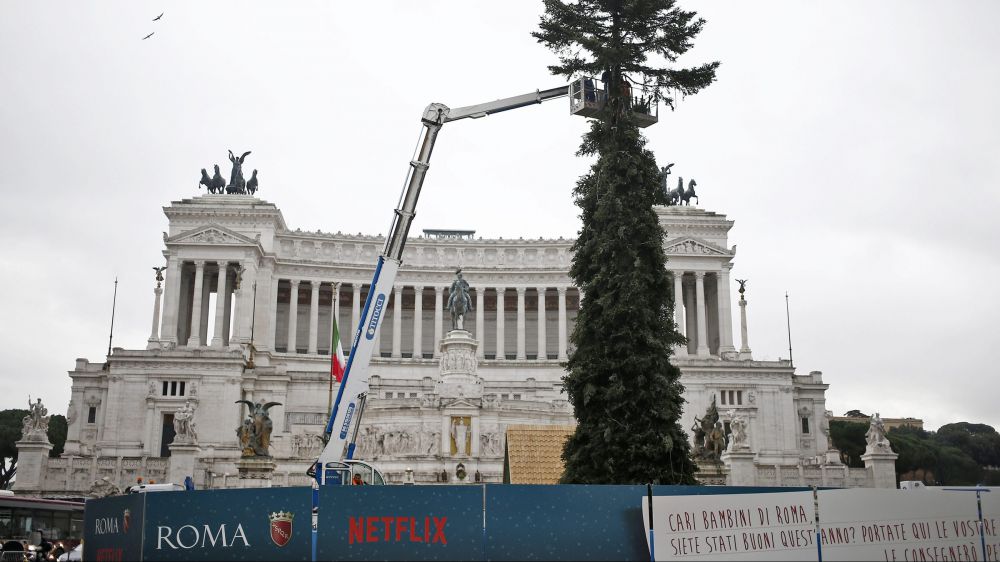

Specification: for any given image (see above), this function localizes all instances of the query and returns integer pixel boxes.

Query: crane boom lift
[315,85,570,474]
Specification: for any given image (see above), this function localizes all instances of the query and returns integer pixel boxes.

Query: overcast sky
[1,1,998,432]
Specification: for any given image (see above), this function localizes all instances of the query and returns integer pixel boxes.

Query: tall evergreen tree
[533,0,718,484]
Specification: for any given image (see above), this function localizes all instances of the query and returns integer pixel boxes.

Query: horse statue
[447,269,472,330]
[666,176,684,206]
[210,164,226,193]
[681,179,698,206]
[199,168,214,193]
[246,169,258,195]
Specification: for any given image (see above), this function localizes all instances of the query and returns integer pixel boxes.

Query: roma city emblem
[269,511,294,547]
[123,508,131,533]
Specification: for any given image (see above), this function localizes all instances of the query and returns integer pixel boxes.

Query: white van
[126,483,185,493]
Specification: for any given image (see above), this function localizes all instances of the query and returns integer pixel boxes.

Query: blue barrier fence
[82,484,818,561]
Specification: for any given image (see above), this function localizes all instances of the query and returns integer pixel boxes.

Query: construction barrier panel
[81,484,1000,561]
[316,484,484,561]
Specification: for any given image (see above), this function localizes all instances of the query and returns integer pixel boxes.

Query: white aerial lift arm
[315,84,570,473]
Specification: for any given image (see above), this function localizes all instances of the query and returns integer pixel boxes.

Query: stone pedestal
[12,440,52,492]
[235,457,276,488]
[721,449,757,486]
[437,330,482,400]
[167,442,201,485]
[862,450,898,489]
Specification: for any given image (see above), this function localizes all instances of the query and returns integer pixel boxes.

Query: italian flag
[330,316,347,383]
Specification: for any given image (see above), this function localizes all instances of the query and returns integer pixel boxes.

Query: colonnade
[153,261,737,360]
[272,281,577,362]
[669,269,736,357]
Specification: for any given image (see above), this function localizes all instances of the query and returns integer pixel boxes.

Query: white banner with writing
[642,491,817,561]
[816,488,983,561]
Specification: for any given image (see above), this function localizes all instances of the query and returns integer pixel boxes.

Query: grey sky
[1,1,998,431]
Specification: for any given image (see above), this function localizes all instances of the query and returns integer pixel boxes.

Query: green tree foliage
[48,415,67,458]
[935,422,1000,468]
[0,410,67,489]
[829,420,866,468]
[829,419,1000,486]
[0,409,28,489]
[534,0,718,484]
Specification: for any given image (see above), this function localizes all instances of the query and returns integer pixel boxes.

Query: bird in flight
[142,32,155,40]
[153,13,163,21]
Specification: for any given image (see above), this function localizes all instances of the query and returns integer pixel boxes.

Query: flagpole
[327,289,338,418]
[107,276,119,359]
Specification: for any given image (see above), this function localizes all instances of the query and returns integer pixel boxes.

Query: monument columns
[308,281,320,354]
[287,280,300,353]
[212,263,229,347]
[351,283,362,339]
[672,271,687,356]
[495,287,506,360]
[475,288,485,358]
[557,287,567,361]
[536,287,547,359]
[516,287,526,360]
[160,255,181,345]
[412,286,424,358]
[717,267,736,354]
[434,286,443,357]
[188,260,206,347]
[695,271,710,356]
[392,285,403,358]
[148,279,163,347]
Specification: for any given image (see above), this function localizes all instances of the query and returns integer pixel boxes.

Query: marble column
[159,255,181,345]
[412,286,423,359]
[392,285,403,358]
[199,268,212,345]
[308,281,320,354]
[557,287,568,361]
[536,287,547,360]
[188,260,206,347]
[148,281,163,346]
[739,295,752,354]
[222,265,234,344]
[672,271,687,356]
[287,280,300,353]
[695,272,710,356]
[475,288,485,359]
[516,287,526,360]
[212,263,229,347]
[434,286,444,357]
[495,287,506,360]
[717,268,736,354]
[351,283,361,339]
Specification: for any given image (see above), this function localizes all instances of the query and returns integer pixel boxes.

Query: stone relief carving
[88,477,122,498]
[291,433,325,458]
[355,425,441,457]
[479,431,502,456]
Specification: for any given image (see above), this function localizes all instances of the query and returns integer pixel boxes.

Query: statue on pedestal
[692,395,726,461]
[21,396,50,441]
[865,412,892,453]
[726,409,749,451]
[172,401,198,444]
[447,269,472,330]
[235,399,282,457]
[450,417,470,456]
